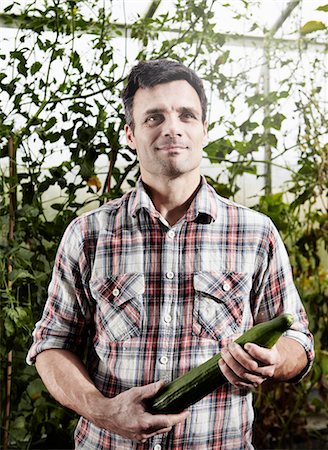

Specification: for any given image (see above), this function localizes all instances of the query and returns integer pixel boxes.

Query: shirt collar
[130,178,159,219]
[185,176,218,223]
[130,176,218,223]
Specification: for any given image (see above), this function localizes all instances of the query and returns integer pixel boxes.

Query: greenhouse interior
[0,0,327,449]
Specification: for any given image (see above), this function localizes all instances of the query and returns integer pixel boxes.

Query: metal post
[264,38,272,195]
[262,0,302,195]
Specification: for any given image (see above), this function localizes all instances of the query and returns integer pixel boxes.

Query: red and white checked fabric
[27,177,314,450]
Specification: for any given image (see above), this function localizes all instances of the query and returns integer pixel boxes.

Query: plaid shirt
[27,177,314,450]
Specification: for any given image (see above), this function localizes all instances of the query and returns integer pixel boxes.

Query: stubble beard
[157,151,201,179]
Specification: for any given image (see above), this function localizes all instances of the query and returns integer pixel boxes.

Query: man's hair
[122,59,208,129]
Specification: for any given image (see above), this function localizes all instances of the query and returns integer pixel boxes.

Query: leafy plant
[252,60,328,450]
[0,0,327,448]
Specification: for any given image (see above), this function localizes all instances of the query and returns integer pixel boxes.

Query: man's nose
[163,115,182,137]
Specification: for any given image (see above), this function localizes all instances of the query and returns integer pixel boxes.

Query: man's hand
[35,350,189,444]
[219,342,281,389]
[91,380,189,443]
[219,336,309,389]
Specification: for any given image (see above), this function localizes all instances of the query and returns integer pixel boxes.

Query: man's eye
[145,115,162,125]
[182,112,195,119]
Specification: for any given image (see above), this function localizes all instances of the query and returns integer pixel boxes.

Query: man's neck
[142,174,202,226]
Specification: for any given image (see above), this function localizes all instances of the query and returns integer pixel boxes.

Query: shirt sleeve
[252,218,315,381]
[26,216,93,365]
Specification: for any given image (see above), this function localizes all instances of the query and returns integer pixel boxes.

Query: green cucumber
[148,313,294,414]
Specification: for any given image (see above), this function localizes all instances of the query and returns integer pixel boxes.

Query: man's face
[125,80,208,182]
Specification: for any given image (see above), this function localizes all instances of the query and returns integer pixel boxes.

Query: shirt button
[112,288,120,297]
[223,283,230,292]
[168,230,175,239]
[164,314,172,324]
[160,356,168,365]
[154,445,162,450]
[166,271,174,279]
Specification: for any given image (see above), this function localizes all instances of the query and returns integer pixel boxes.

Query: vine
[0,1,327,448]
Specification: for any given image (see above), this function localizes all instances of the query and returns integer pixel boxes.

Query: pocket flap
[194,271,251,301]
[91,273,145,307]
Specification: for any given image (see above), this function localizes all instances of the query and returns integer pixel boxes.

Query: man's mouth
[156,144,188,151]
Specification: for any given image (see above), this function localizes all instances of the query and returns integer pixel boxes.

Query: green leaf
[63,125,75,144]
[240,120,259,133]
[4,4,14,12]
[291,190,313,208]
[256,193,290,232]
[69,103,92,116]
[4,315,15,337]
[53,48,65,59]
[262,113,286,130]
[46,131,61,143]
[8,269,35,282]
[267,133,278,148]
[205,177,235,198]
[0,80,16,96]
[216,50,230,65]
[31,61,42,75]
[13,306,29,326]
[317,4,328,12]
[311,397,324,412]
[71,50,83,72]
[10,50,28,77]
[279,91,289,98]
[317,350,328,375]
[243,164,257,175]
[13,93,23,109]
[51,203,64,211]
[3,306,29,337]
[17,247,34,261]
[27,378,46,401]
[77,125,97,143]
[300,21,326,35]
[44,116,57,131]
[204,139,234,163]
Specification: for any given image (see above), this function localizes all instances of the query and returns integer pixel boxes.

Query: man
[27,59,314,449]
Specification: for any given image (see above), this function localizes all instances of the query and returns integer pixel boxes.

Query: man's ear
[124,124,136,150]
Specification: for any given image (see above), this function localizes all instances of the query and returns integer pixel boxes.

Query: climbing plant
[0,0,327,448]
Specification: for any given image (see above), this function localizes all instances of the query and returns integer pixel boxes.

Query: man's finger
[149,410,190,429]
[219,358,256,389]
[141,380,166,399]
[219,352,268,387]
[244,343,278,365]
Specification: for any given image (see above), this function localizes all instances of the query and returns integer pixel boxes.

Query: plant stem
[3,136,16,450]
[3,351,13,450]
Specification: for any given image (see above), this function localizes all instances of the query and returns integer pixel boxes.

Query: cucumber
[148,313,294,414]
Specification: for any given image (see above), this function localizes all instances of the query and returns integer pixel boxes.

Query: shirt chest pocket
[90,273,145,342]
[193,271,251,341]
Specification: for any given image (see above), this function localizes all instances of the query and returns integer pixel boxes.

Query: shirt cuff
[282,329,315,382]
